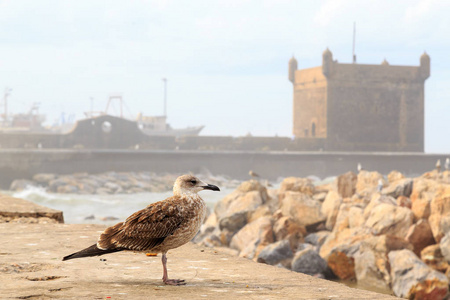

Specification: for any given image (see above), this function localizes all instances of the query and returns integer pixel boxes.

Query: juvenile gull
[63,174,220,285]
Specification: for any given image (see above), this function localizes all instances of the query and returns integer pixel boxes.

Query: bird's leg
[161,252,185,286]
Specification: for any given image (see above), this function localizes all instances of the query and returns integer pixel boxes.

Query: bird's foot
[163,278,186,286]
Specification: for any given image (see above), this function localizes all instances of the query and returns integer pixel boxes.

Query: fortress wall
[329,63,421,81]
[402,82,425,150]
[177,136,236,150]
[326,63,425,151]
[294,66,326,85]
[0,133,62,148]
[289,50,428,152]
[289,137,325,151]
[326,80,402,144]
[293,67,327,138]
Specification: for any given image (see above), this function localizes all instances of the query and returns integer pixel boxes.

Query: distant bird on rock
[377,179,384,192]
[63,174,220,286]
[249,170,260,178]
[264,179,273,187]
[436,159,441,172]
[357,163,363,173]
[445,158,449,171]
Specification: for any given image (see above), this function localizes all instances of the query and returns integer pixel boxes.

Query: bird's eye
[189,180,197,185]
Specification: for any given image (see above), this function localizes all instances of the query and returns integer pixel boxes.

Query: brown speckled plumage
[63,174,220,285]
[97,194,206,253]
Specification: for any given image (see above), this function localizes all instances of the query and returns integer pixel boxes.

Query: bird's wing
[97,197,185,251]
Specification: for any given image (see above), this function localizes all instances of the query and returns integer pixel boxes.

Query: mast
[352,22,357,63]
[105,94,123,117]
[162,78,167,117]
[90,97,94,117]
[3,87,12,125]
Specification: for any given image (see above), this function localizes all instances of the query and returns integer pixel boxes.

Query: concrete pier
[0,222,397,299]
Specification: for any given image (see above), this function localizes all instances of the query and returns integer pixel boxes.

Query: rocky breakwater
[194,169,450,299]
[10,172,239,194]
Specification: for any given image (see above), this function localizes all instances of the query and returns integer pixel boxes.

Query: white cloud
[314,0,349,27]
[404,0,432,23]
[0,1,448,151]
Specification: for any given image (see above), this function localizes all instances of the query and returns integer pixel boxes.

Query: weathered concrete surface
[0,195,64,223]
[0,223,397,299]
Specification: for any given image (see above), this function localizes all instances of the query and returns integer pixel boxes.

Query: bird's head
[173,174,220,196]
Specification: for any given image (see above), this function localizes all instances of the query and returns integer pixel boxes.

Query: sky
[0,0,449,153]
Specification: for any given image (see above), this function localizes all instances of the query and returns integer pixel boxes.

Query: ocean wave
[6,186,233,225]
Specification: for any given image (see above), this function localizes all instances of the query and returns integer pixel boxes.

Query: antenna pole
[352,22,356,63]
[90,97,94,117]
[120,95,123,118]
[3,87,11,125]
[162,78,167,117]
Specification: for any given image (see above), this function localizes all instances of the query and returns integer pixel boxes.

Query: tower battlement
[289,49,429,152]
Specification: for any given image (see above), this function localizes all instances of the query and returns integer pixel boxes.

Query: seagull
[377,179,384,192]
[445,158,449,171]
[249,170,260,178]
[62,174,220,286]
[357,163,362,173]
[436,159,441,172]
[264,179,273,187]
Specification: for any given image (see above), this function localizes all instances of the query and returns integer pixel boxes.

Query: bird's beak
[202,184,220,191]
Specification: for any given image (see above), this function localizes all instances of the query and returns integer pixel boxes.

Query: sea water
[5,175,333,225]
[7,186,235,225]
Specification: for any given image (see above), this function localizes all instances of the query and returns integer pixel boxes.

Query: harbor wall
[0,115,409,152]
[0,149,447,188]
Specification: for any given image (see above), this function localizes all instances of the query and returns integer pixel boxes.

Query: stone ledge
[0,194,64,223]
[0,223,396,299]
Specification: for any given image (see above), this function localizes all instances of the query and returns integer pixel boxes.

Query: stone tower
[289,49,429,152]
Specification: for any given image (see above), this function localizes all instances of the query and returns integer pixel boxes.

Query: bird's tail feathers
[62,244,123,261]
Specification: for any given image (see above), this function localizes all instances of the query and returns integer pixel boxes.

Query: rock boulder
[272,216,306,249]
[429,184,450,242]
[382,178,413,198]
[440,233,450,263]
[356,170,386,194]
[405,219,436,256]
[321,191,342,231]
[279,177,315,197]
[229,216,274,260]
[421,244,449,273]
[335,171,357,198]
[389,249,449,299]
[292,247,328,276]
[256,239,293,266]
[364,203,413,237]
[279,192,325,227]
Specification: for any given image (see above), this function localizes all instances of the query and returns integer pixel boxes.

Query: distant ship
[0,102,50,133]
[136,114,204,137]
[84,94,204,137]
[0,93,204,137]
